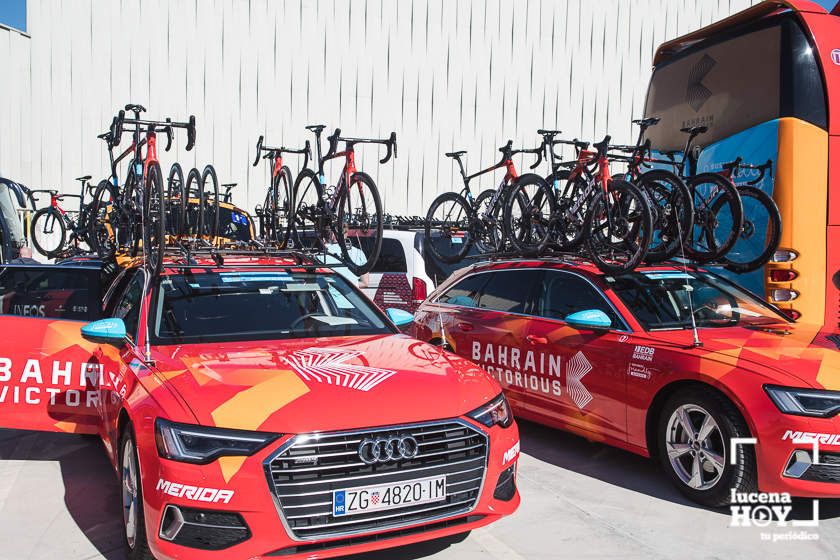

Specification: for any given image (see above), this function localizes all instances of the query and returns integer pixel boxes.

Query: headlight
[764,385,840,418]
[467,393,513,428]
[155,418,280,464]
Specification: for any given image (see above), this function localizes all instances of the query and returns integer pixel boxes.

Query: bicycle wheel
[584,179,653,275]
[259,184,274,239]
[637,169,693,263]
[336,172,384,276]
[286,168,324,249]
[718,186,781,273]
[550,172,590,250]
[474,189,506,254]
[503,173,555,256]
[201,165,220,238]
[685,173,743,262]
[76,204,94,248]
[266,166,293,242]
[143,162,166,276]
[31,208,67,257]
[424,191,475,264]
[185,167,203,236]
[88,179,133,259]
[167,163,186,236]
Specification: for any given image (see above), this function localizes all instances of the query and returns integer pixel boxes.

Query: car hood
[149,334,499,433]
[647,321,840,389]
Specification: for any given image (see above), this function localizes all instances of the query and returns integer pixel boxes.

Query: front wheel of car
[657,388,757,507]
[120,425,155,560]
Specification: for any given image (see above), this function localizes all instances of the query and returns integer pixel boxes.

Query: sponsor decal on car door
[0,266,103,434]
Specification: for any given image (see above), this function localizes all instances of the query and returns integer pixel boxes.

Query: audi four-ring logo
[358,435,419,464]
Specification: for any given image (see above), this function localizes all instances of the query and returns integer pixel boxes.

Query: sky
[0,0,25,32]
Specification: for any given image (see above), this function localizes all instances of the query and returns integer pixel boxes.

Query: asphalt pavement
[1,421,839,560]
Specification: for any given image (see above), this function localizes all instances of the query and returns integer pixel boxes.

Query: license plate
[333,475,446,517]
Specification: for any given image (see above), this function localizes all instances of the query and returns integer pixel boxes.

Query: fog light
[771,289,799,302]
[770,269,798,282]
[782,309,801,320]
[493,464,517,501]
[159,505,250,550]
[771,249,798,263]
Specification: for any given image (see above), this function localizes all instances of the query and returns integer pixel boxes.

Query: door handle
[457,322,474,331]
[526,334,548,345]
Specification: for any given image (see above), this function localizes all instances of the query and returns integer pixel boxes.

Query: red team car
[0,255,520,559]
[413,258,840,506]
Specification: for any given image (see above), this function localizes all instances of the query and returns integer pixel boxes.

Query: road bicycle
[716,157,781,272]
[289,125,397,276]
[88,104,195,275]
[606,118,694,263]
[252,135,310,241]
[425,141,544,263]
[518,135,654,274]
[29,175,98,257]
[657,126,744,263]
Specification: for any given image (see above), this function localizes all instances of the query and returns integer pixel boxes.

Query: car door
[436,268,544,411]
[0,264,103,434]
[520,269,632,443]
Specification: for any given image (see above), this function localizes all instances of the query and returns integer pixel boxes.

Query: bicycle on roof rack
[252,135,310,242]
[425,140,546,264]
[288,125,397,276]
[29,175,99,258]
[87,103,196,276]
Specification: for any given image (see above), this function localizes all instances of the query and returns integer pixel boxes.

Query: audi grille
[264,420,488,540]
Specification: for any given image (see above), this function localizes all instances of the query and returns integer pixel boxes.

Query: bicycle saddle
[124,103,146,113]
[632,117,661,127]
[305,124,326,133]
[222,183,237,188]
[537,129,561,135]
[445,150,466,158]
[680,125,708,135]
[592,136,611,154]
[75,175,92,182]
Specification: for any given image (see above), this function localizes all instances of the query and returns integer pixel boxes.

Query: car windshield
[610,270,788,330]
[150,270,392,344]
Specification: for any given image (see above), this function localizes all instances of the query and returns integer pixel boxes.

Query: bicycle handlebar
[109,109,196,151]
[325,129,398,164]
[254,135,312,168]
[721,157,774,185]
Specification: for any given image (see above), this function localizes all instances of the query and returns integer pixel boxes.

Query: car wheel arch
[644,379,756,460]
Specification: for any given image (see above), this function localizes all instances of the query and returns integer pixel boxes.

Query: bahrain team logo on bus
[284,348,397,392]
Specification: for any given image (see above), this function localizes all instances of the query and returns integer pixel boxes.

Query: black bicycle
[252,135,310,241]
[289,125,396,276]
[425,141,545,263]
[29,176,98,258]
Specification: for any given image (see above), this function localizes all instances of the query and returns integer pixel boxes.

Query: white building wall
[7,0,756,215]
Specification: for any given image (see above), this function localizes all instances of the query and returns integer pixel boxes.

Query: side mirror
[386,308,414,327]
[564,309,612,330]
[81,318,128,345]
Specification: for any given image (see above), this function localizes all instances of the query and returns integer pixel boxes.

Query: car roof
[454,257,703,280]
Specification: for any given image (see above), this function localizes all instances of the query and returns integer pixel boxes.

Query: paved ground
[2,421,840,560]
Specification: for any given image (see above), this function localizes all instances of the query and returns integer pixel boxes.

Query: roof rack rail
[159,239,323,269]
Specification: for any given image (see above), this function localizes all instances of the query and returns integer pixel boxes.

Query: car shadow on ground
[0,428,125,559]
[517,419,840,520]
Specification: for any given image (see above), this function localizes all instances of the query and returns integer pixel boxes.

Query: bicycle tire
[126,171,143,258]
[474,189,506,254]
[201,165,220,238]
[584,178,653,275]
[503,173,555,256]
[185,167,203,237]
[718,185,781,273]
[424,191,475,264]
[31,207,67,257]
[88,180,118,258]
[143,162,166,277]
[287,168,324,249]
[167,163,186,236]
[551,172,590,250]
[260,183,274,239]
[685,172,743,262]
[336,171,384,276]
[637,169,693,263]
[266,166,293,242]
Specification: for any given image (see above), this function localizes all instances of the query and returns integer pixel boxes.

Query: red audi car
[413,258,840,506]
[0,255,519,559]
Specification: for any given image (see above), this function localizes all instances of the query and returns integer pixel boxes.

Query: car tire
[657,387,757,507]
[120,425,155,560]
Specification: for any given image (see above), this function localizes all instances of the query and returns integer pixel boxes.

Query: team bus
[643,0,840,327]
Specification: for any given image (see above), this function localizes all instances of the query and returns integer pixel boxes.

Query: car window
[537,270,620,327]
[435,272,491,308]
[477,270,541,314]
[0,265,101,321]
[112,271,145,340]
[366,238,407,273]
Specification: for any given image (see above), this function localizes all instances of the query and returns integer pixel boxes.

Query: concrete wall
[5,0,756,215]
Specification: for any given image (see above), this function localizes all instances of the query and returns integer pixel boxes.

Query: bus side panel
[801,12,840,137]
[0,316,100,434]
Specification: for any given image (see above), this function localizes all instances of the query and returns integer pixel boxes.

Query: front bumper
[141,418,520,560]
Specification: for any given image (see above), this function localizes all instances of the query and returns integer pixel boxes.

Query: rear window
[357,238,407,273]
[151,270,392,344]
[0,265,101,321]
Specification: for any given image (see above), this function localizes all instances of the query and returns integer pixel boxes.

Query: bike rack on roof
[158,238,326,270]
